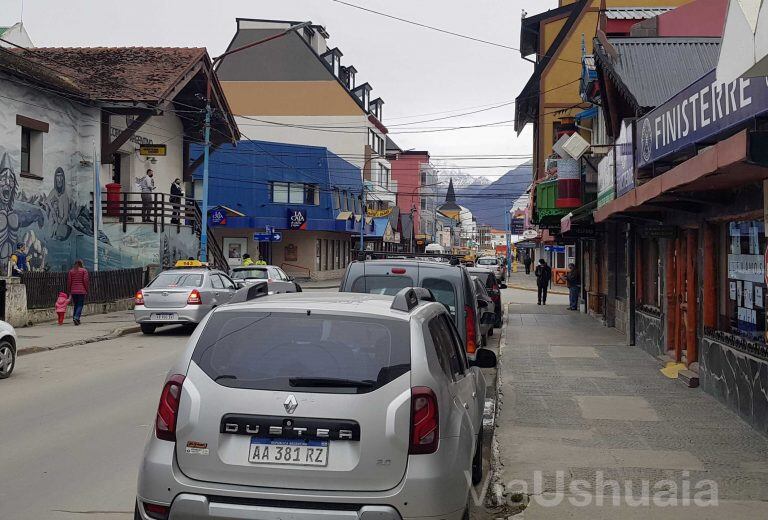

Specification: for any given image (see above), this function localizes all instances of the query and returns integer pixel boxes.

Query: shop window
[718,220,766,341]
[332,190,340,210]
[638,238,661,309]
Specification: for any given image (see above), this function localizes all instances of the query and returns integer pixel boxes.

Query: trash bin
[106,183,121,217]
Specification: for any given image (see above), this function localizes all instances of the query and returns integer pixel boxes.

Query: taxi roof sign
[174,259,207,268]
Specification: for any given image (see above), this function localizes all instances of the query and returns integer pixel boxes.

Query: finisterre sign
[636,70,768,168]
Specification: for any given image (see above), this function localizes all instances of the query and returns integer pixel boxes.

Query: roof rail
[357,251,464,261]
[391,287,436,312]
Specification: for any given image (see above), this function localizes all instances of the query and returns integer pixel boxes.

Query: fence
[21,267,147,309]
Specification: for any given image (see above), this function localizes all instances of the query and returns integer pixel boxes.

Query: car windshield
[231,268,268,280]
[193,312,411,394]
[351,275,414,295]
[477,258,498,266]
[150,273,203,288]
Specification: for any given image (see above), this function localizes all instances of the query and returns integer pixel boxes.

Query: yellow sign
[140,144,167,156]
[174,259,205,268]
[367,208,393,218]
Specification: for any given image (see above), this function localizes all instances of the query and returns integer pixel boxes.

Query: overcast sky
[2,0,558,179]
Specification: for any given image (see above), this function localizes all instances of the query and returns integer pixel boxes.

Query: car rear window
[192,311,411,394]
[423,278,457,318]
[350,275,414,295]
[231,268,268,280]
[150,273,203,288]
[477,258,498,266]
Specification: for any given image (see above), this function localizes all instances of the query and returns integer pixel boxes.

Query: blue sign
[637,71,768,168]
[510,218,525,234]
[616,120,635,197]
[544,245,566,253]
[210,209,226,226]
[253,232,282,242]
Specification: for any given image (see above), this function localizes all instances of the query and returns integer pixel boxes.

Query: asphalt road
[0,308,502,520]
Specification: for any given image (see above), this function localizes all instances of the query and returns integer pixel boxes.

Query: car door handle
[472,392,476,399]
[464,402,469,409]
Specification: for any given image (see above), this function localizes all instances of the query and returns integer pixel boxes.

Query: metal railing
[93,191,229,272]
[21,267,147,309]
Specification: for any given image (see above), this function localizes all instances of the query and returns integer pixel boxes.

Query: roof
[520,3,579,57]
[604,7,673,19]
[595,37,721,111]
[11,47,207,102]
[0,46,85,98]
[220,292,413,321]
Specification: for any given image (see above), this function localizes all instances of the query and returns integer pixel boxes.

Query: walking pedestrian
[566,262,580,311]
[55,291,70,325]
[534,258,552,305]
[136,169,155,222]
[66,259,89,326]
[170,178,183,224]
[523,253,533,275]
[241,253,254,266]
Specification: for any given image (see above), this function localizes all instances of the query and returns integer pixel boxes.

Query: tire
[481,334,487,347]
[471,428,484,485]
[0,339,15,379]
[140,324,156,335]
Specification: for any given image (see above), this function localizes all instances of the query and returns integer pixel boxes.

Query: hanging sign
[288,209,307,230]
[139,144,167,156]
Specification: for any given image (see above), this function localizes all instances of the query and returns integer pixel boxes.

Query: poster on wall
[223,237,248,267]
[745,281,754,309]
[728,254,765,283]
[730,281,737,300]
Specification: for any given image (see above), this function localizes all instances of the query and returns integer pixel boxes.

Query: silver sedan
[134,268,238,334]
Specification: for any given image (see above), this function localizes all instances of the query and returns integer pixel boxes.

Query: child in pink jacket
[55,292,70,325]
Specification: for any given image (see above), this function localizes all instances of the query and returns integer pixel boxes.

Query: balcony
[534,179,570,224]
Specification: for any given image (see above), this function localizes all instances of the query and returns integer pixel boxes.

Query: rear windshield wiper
[289,377,376,388]
[214,374,238,382]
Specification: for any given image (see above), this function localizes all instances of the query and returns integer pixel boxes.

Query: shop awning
[336,211,353,220]
[575,107,598,122]
[594,130,768,223]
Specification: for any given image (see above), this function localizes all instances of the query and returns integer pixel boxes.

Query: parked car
[230,265,302,293]
[476,256,505,281]
[340,258,483,358]
[472,276,496,345]
[134,261,239,334]
[467,267,506,328]
[134,289,496,520]
[0,321,18,379]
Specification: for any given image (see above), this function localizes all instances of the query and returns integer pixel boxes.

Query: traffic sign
[253,232,282,242]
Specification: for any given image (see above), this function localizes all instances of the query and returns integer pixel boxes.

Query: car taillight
[155,374,185,442]
[465,305,477,354]
[391,268,407,274]
[187,289,202,305]
[410,387,439,454]
[134,290,144,306]
[142,502,170,520]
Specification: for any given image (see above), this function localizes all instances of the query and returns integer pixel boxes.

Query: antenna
[20,0,24,23]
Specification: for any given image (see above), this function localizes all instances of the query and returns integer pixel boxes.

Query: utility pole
[92,141,100,272]
[506,207,512,277]
[359,183,366,255]
[200,21,311,263]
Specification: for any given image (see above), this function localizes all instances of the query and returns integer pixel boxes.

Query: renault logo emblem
[284,395,298,414]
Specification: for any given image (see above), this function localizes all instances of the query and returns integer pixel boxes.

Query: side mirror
[500,283,508,289]
[471,348,497,369]
[288,276,295,282]
[235,281,246,289]
[477,299,489,309]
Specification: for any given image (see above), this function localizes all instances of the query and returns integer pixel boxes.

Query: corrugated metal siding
[607,38,721,108]
[604,8,672,19]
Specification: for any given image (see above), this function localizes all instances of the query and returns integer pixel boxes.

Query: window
[210,275,225,290]
[340,191,348,211]
[192,312,411,394]
[20,128,31,174]
[423,278,457,318]
[304,184,319,205]
[421,171,427,185]
[149,273,203,288]
[351,275,414,295]
[428,314,465,380]
[421,198,426,210]
[290,183,304,204]
[333,190,340,210]
[272,182,288,203]
[380,165,390,189]
[231,268,268,280]
[220,275,237,290]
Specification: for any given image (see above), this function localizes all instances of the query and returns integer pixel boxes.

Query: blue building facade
[192,140,370,280]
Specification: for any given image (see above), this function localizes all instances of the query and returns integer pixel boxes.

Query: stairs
[192,201,229,272]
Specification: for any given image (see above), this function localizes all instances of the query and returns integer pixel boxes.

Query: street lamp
[199,21,312,262]
[506,207,514,277]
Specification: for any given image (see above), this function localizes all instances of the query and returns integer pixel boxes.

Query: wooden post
[686,229,698,365]
[675,236,686,362]
[636,238,644,306]
[666,237,677,354]
[702,224,717,329]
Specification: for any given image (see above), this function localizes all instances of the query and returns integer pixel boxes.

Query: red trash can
[106,183,121,217]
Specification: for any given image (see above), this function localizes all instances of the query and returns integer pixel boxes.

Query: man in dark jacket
[523,253,533,275]
[534,259,552,305]
[170,178,183,224]
[566,263,580,311]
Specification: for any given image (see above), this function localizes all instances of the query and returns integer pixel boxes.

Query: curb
[489,306,508,508]
[17,324,141,356]
[506,284,568,296]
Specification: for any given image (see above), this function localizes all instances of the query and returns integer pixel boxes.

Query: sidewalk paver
[16,310,139,355]
[492,289,768,519]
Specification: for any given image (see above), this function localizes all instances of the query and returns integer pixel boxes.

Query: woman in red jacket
[66,259,89,326]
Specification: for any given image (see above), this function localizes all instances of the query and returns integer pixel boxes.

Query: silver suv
[135,289,497,520]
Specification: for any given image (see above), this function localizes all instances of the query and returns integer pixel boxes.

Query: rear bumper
[134,305,211,325]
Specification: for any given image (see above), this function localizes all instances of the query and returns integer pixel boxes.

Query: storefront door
[671,229,698,365]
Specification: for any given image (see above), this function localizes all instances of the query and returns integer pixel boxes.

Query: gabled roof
[520,3,578,57]
[595,37,721,111]
[0,47,85,98]
[11,46,207,102]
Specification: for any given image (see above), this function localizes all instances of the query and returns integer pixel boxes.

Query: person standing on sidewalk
[66,260,89,326]
[566,263,580,311]
[136,169,155,222]
[169,178,183,224]
[534,258,552,305]
[523,253,532,275]
[55,291,70,325]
